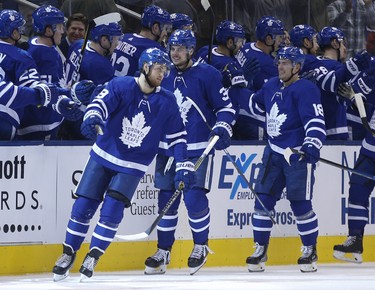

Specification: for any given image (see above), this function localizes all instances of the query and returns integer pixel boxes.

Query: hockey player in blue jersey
[234,16,285,140]
[144,29,236,276]
[231,46,326,272]
[111,4,171,77]
[195,20,246,70]
[332,82,375,263]
[0,9,42,140]
[17,5,82,140]
[52,47,195,281]
[60,21,122,140]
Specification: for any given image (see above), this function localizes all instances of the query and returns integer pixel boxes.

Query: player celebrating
[52,48,195,281]
[232,46,326,272]
[144,29,236,276]
[111,4,171,77]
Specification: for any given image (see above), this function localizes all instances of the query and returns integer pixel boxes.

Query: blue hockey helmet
[0,9,26,38]
[317,26,345,48]
[215,20,245,44]
[255,16,285,41]
[289,24,317,47]
[90,22,122,42]
[170,13,193,31]
[32,5,65,34]
[141,5,171,29]
[138,47,172,76]
[167,29,196,52]
[276,46,305,68]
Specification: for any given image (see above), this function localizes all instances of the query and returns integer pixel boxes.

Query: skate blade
[144,265,167,275]
[300,262,317,273]
[333,250,362,264]
[247,262,266,272]
[53,271,69,282]
[189,258,207,276]
[79,273,91,282]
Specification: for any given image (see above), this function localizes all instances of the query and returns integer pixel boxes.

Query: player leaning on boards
[52,48,195,281]
[228,46,326,272]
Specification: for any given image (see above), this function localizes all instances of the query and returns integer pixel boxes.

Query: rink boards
[0,141,374,275]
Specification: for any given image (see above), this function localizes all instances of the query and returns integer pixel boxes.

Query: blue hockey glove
[209,121,233,150]
[174,160,196,191]
[351,67,375,96]
[81,110,104,140]
[300,143,320,164]
[52,95,83,121]
[71,80,97,106]
[346,50,371,76]
[242,57,260,83]
[221,62,248,88]
[35,83,60,106]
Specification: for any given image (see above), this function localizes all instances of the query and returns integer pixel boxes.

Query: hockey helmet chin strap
[99,35,114,57]
[142,65,158,91]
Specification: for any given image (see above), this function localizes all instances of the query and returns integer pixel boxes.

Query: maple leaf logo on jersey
[266,103,287,138]
[174,88,192,125]
[119,112,151,148]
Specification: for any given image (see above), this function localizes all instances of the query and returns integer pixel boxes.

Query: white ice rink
[0,263,374,290]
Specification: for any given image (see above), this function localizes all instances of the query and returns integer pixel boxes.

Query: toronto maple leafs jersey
[0,80,43,110]
[111,33,165,77]
[242,77,326,154]
[195,45,235,71]
[0,40,41,133]
[88,76,187,177]
[302,55,349,140]
[65,40,115,87]
[161,61,236,157]
[16,38,66,140]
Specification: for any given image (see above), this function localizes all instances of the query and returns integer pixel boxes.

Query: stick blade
[115,232,149,241]
[93,12,121,26]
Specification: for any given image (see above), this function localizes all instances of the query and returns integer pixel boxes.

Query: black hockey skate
[298,245,318,273]
[52,244,76,282]
[333,235,363,263]
[246,243,268,272]
[79,250,101,281]
[188,243,213,275]
[144,248,171,275]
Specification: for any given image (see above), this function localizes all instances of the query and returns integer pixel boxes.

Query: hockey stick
[71,12,122,84]
[115,135,219,241]
[201,0,215,64]
[185,96,279,227]
[284,147,375,181]
[338,83,375,137]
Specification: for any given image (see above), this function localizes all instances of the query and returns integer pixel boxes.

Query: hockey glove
[52,95,83,121]
[222,62,248,88]
[81,110,104,140]
[337,82,356,103]
[346,50,371,76]
[209,121,233,150]
[174,160,196,191]
[71,80,97,106]
[242,57,260,83]
[35,83,59,107]
[301,69,318,85]
[351,67,375,96]
[300,143,320,164]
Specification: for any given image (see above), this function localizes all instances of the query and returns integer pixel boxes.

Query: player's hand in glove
[300,143,320,164]
[242,57,260,83]
[221,62,248,88]
[80,110,104,140]
[174,160,196,191]
[52,95,83,121]
[346,50,371,75]
[71,80,97,106]
[209,121,233,150]
[35,83,60,106]
[301,69,318,85]
[351,67,375,96]
[338,82,356,102]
